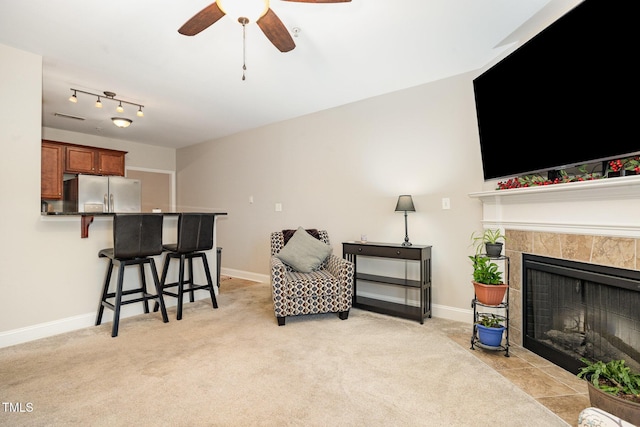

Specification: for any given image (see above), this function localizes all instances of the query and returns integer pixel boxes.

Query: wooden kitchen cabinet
[97,149,125,175]
[41,140,128,202]
[41,141,64,199]
[65,145,97,174]
[65,144,126,176]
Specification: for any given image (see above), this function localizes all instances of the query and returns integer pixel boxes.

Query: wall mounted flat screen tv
[473,0,638,181]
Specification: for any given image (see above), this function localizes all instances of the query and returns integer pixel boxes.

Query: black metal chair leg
[187,256,195,303]
[149,258,169,323]
[201,253,218,309]
[153,252,172,312]
[96,261,114,326]
[177,254,186,320]
[112,262,126,338]
[139,262,150,314]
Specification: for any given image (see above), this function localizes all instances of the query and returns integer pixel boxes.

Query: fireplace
[470,176,640,374]
[522,254,640,374]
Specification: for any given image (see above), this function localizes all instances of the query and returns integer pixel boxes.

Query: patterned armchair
[270,229,354,326]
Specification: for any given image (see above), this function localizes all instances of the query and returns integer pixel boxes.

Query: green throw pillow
[276,227,332,273]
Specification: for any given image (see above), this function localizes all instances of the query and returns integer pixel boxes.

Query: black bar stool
[154,213,218,320]
[96,214,169,337]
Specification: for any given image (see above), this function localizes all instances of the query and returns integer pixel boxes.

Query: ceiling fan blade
[178,2,226,36]
[257,8,296,53]
[281,0,351,3]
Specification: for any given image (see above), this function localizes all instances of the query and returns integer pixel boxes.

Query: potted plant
[475,314,505,347]
[471,229,506,257]
[469,255,508,305]
[577,358,640,425]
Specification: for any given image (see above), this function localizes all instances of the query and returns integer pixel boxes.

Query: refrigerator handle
[110,194,114,212]
[103,194,108,213]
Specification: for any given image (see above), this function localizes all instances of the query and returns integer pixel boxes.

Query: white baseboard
[431,303,473,324]
[0,313,97,349]
[0,294,202,349]
[220,267,268,284]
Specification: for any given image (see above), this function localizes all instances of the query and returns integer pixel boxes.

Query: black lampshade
[395,195,415,212]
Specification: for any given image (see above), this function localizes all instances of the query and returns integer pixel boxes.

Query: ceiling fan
[178,0,352,53]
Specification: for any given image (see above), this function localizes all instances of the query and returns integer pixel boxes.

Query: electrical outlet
[442,198,451,210]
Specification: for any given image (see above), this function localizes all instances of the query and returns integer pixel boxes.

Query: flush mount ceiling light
[111,117,132,128]
[68,88,144,120]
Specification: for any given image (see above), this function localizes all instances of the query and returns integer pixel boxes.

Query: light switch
[442,198,451,210]
[275,203,282,212]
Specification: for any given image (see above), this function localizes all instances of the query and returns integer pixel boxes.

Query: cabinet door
[65,146,96,173]
[97,150,125,176]
[41,142,64,199]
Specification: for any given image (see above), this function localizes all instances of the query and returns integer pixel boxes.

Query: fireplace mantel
[469,175,640,237]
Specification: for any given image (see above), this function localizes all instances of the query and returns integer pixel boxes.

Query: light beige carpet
[0,278,567,426]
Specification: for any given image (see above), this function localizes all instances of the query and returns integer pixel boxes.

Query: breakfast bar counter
[41,211,228,238]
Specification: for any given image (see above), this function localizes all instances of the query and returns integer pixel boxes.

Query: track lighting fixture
[68,88,144,127]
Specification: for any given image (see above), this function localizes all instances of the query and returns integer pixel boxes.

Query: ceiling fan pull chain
[240,17,248,81]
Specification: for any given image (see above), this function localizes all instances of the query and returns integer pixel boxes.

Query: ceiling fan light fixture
[217,0,269,23]
[116,102,124,113]
[136,107,144,117]
[95,97,102,108]
[111,117,132,128]
[69,90,78,103]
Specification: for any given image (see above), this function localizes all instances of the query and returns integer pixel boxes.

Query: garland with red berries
[496,157,640,190]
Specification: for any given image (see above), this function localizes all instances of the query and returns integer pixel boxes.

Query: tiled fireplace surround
[470,175,640,348]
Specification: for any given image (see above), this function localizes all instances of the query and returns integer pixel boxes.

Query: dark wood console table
[343,242,432,324]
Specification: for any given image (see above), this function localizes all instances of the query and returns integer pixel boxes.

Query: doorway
[125,168,175,213]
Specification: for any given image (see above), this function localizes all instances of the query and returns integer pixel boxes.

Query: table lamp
[395,195,416,246]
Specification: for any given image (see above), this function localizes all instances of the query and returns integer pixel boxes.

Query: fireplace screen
[523,254,640,374]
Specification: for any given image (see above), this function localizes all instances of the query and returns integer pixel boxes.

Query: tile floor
[446,329,591,426]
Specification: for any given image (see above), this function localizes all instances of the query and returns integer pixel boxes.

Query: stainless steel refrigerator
[64,174,141,213]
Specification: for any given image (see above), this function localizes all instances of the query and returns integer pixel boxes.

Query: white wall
[0,43,177,346]
[176,71,487,318]
[0,44,43,335]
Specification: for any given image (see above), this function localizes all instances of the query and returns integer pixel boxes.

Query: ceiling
[0,0,581,149]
